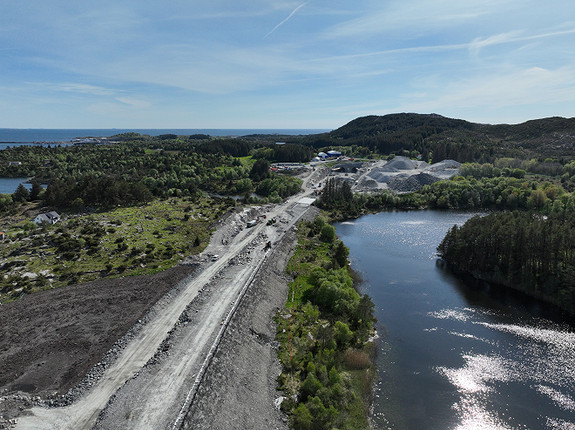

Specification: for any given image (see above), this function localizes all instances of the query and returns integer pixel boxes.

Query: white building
[33,211,61,225]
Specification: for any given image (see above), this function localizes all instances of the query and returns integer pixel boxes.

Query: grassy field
[0,197,233,303]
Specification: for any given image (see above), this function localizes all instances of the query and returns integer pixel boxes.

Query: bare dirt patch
[0,265,195,425]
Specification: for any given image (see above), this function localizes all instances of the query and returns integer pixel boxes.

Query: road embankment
[180,206,319,430]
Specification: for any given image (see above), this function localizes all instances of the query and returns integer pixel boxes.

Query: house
[33,211,61,225]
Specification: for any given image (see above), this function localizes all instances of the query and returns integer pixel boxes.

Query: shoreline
[438,259,575,322]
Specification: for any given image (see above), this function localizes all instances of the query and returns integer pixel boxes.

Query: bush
[320,224,336,243]
[292,403,313,430]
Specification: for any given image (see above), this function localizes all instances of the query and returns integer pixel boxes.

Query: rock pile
[387,172,441,192]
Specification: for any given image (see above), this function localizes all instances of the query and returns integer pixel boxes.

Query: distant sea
[0,128,329,144]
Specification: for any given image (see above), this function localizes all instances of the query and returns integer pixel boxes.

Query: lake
[0,178,32,195]
[335,210,575,430]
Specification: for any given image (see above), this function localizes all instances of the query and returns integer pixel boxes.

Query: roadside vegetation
[276,216,376,430]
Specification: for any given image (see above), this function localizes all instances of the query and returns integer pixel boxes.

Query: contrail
[265,2,307,38]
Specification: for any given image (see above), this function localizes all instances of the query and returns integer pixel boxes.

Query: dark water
[0,178,32,194]
[0,128,327,143]
[335,211,575,430]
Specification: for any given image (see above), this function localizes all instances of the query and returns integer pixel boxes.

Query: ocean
[0,128,328,143]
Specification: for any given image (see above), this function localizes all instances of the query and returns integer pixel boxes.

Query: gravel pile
[381,156,418,172]
[367,168,395,183]
[388,172,441,192]
[357,158,460,193]
[427,159,461,171]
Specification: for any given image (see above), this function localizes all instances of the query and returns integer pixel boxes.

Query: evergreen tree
[30,179,42,200]
[12,183,30,202]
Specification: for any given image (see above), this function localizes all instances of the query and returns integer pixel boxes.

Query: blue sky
[1,0,574,129]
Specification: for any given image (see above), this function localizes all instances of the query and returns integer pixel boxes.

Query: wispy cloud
[1,0,574,128]
[265,2,308,38]
[33,82,119,96]
[308,27,575,63]
[321,0,501,40]
[396,66,575,117]
[115,96,151,109]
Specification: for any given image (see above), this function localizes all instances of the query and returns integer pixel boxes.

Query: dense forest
[0,136,311,212]
[3,113,575,215]
[301,113,575,163]
[437,211,575,315]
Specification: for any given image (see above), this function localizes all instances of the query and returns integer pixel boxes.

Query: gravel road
[7,167,324,429]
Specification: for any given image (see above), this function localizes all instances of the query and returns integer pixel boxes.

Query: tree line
[316,175,569,221]
[0,138,307,212]
[437,210,575,315]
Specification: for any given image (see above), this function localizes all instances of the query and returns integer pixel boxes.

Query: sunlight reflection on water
[336,211,574,429]
[430,308,575,429]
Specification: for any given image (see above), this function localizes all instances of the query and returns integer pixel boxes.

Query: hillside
[301,113,575,162]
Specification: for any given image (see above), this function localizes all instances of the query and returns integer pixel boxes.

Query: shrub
[292,403,313,430]
[320,224,336,243]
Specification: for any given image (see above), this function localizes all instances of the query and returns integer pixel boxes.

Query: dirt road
[12,189,316,429]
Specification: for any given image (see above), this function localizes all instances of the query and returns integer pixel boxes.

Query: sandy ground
[0,167,325,430]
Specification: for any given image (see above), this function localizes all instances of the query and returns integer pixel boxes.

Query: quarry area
[320,156,461,193]
[0,169,323,430]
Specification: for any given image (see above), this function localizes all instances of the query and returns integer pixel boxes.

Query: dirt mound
[0,265,196,402]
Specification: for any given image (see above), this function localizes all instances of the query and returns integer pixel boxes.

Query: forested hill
[330,113,475,139]
[301,113,575,163]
